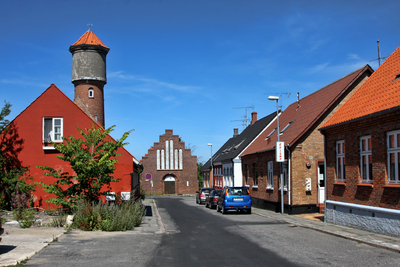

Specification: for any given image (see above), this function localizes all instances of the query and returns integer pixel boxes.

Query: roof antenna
[296,92,301,110]
[87,23,93,31]
[370,40,387,67]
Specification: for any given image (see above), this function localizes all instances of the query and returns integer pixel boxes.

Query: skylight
[265,128,276,139]
[280,120,295,134]
[395,72,400,81]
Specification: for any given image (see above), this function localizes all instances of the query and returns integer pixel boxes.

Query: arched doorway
[164,176,176,194]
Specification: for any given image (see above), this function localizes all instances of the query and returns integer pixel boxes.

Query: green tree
[37,124,132,211]
[197,162,203,189]
[0,101,34,210]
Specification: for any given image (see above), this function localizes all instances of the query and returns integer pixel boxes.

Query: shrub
[73,199,145,231]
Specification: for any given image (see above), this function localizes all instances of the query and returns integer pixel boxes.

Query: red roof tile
[241,65,373,156]
[71,29,109,49]
[322,45,400,128]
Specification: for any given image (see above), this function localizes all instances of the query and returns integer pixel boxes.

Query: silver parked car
[196,187,214,204]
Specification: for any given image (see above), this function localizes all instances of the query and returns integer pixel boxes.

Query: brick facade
[141,129,198,195]
[323,108,400,209]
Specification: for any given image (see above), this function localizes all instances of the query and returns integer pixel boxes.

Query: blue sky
[1,0,400,164]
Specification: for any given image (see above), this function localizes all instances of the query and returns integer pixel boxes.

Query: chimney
[233,128,239,137]
[251,112,257,125]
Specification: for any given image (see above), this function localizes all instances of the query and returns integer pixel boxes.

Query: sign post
[146,173,153,199]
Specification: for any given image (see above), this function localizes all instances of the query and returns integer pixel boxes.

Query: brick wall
[141,129,198,195]
[74,80,105,126]
[323,108,400,209]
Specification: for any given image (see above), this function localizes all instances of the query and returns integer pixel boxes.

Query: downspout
[323,132,327,223]
[285,145,291,208]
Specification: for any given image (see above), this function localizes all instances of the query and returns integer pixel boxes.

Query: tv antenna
[231,105,254,129]
[370,40,387,67]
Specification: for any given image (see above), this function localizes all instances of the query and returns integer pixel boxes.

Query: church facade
[141,129,198,195]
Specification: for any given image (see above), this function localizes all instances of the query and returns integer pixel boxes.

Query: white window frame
[336,140,346,182]
[387,130,400,184]
[360,135,373,183]
[43,117,63,143]
[88,88,94,98]
[267,161,273,189]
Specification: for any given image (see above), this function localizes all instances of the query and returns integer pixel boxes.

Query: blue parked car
[217,186,252,214]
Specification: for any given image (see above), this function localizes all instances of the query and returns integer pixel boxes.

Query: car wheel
[222,205,226,214]
[248,208,252,214]
[217,205,220,212]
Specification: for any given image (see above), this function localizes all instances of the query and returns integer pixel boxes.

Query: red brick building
[320,45,400,236]
[141,129,198,195]
[240,65,373,214]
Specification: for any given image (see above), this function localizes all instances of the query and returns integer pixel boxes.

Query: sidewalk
[0,198,160,266]
[251,206,400,253]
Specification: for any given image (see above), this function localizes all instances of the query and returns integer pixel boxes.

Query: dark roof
[241,65,373,156]
[200,112,276,171]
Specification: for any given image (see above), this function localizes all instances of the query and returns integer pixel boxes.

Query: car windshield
[227,188,249,195]
[202,189,212,193]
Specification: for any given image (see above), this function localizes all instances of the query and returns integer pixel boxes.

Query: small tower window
[88,88,94,98]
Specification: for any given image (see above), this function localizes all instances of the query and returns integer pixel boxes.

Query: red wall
[8,85,134,209]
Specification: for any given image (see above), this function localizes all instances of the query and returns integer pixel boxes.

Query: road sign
[145,173,152,180]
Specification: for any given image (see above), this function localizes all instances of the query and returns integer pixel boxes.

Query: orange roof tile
[241,65,372,156]
[322,45,400,128]
[71,29,109,49]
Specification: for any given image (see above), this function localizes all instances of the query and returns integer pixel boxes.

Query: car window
[203,189,212,193]
[227,188,249,195]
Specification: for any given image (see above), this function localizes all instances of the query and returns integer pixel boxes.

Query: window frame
[336,140,346,182]
[387,130,400,184]
[88,88,94,98]
[253,163,258,186]
[43,117,63,143]
[360,135,373,183]
[267,161,273,189]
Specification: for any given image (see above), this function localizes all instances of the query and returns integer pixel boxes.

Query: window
[282,163,288,189]
[267,161,273,189]
[280,120,294,134]
[43,117,63,142]
[253,163,258,185]
[88,88,94,98]
[360,136,372,183]
[387,130,400,184]
[245,164,249,184]
[336,140,346,182]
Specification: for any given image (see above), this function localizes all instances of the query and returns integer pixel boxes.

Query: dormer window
[88,88,94,98]
[394,72,400,81]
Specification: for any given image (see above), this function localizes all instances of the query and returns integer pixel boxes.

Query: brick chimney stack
[251,112,257,125]
[233,128,239,137]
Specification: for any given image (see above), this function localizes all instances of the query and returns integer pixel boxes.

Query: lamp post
[268,95,284,214]
[207,143,213,187]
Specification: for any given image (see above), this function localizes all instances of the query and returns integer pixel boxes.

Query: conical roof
[71,29,109,49]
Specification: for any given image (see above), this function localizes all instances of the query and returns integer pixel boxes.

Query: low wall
[325,200,400,237]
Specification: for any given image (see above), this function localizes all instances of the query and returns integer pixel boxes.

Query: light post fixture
[207,143,213,187]
[268,95,284,214]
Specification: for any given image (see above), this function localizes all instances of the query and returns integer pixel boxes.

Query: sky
[1,0,400,164]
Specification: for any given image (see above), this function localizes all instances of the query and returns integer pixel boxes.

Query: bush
[73,199,145,231]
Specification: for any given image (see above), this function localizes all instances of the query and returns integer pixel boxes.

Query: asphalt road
[25,196,400,267]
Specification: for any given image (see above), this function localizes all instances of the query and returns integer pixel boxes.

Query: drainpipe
[285,145,291,208]
[323,132,327,223]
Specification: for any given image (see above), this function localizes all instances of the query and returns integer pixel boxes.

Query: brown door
[165,181,175,194]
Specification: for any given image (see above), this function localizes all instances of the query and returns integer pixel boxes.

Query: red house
[2,29,140,209]
[5,84,138,209]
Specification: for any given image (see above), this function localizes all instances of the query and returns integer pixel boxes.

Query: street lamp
[207,143,213,187]
[268,95,284,214]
